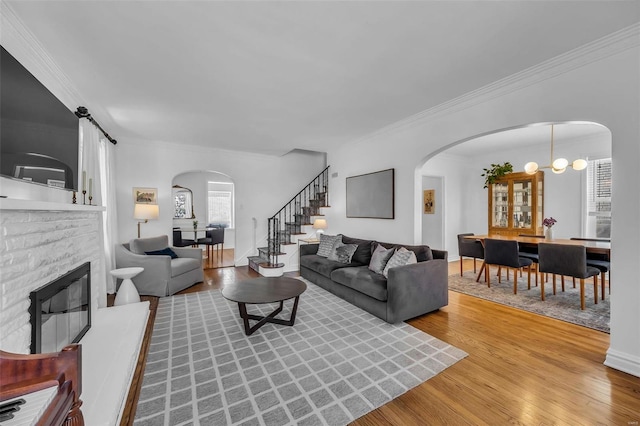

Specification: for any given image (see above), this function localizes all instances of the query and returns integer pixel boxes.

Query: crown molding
[353,23,640,145]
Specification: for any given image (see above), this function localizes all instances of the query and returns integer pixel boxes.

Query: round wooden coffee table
[222,277,307,335]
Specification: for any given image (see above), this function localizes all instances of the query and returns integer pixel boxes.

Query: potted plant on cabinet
[482,162,514,188]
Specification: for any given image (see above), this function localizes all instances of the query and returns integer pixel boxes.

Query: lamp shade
[134,203,159,220]
[312,219,327,229]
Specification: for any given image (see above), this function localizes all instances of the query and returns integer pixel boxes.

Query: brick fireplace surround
[0,198,149,425]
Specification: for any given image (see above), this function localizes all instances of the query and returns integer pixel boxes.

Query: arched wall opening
[414,121,612,259]
[172,170,236,268]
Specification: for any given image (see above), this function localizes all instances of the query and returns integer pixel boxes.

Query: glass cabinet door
[512,178,533,230]
[491,181,509,228]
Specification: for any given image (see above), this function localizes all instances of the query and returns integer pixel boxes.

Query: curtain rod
[75,106,117,145]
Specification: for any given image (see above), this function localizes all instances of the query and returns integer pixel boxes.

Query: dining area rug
[449,271,610,333]
[133,279,467,426]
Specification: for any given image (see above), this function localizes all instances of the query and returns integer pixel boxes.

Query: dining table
[464,234,611,282]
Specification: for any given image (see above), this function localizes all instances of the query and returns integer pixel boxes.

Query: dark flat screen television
[1,45,79,191]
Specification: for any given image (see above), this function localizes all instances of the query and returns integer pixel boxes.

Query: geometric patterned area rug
[450,271,610,333]
[133,278,467,425]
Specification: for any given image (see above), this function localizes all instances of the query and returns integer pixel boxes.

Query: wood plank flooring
[120,260,640,425]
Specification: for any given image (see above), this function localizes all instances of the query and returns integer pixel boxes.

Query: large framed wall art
[346,168,395,219]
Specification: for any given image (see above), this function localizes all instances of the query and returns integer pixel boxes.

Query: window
[207,182,234,228]
[585,158,611,238]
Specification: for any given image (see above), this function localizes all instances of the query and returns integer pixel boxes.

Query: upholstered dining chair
[173,228,196,247]
[457,233,484,277]
[518,234,544,286]
[570,237,610,300]
[483,239,533,294]
[537,242,600,310]
[197,228,225,258]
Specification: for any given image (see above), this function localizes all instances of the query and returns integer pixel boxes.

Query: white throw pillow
[382,247,417,278]
[368,243,395,274]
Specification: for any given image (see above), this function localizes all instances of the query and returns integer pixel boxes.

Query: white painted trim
[604,349,640,378]
[0,198,105,211]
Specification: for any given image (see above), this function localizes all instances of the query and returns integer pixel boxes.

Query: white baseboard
[604,348,640,378]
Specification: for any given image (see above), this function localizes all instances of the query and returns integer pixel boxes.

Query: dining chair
[457,233,484,277]
[518,234,544,286]
[537,243,600,310]
[197,228,225,258]
[483,239,533,294]
[172,228,196,247]
[570,237,610,300]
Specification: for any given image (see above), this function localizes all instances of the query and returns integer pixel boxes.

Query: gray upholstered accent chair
[538,243,600,310]
[197,228,225,258]
[483,239,533,294]
[570,237,610,300]
[457,233,484,277]
[115,235,203,297]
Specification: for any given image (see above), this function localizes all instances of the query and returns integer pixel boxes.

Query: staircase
[248,166,330,276]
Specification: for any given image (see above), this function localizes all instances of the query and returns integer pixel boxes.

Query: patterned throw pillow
[317,234,341,258]
[328,242,358,264]
[368,243,396,274]
[383,247,418,278]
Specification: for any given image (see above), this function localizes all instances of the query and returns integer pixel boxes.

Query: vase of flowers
[542,217,557,240]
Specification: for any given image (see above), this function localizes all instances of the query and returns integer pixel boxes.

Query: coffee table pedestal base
[237,296,300,336]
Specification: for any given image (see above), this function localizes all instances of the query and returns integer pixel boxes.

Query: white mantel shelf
[0,198,105,211]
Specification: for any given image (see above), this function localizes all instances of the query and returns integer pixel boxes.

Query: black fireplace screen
[29,262,91,353]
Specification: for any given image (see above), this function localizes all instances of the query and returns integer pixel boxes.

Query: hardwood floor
[120,260,640,425]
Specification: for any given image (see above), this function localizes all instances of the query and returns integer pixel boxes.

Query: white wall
[325,38,640,376]
[114,139,326,265]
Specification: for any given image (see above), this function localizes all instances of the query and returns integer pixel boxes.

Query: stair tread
[260,263,285,269]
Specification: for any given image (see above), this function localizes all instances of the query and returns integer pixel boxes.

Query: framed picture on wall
[423,189,435,214]
[133,187,158,204]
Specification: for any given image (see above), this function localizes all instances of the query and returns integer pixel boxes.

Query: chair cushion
[330,266,388,301]
[145,247,178,259]
[170,257,201,277]
[130,235,170,255]
[300,254,354,278]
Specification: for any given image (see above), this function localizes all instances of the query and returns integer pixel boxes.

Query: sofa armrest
[300,243,319,256]
[386,259,448,323]
[114,244,171,295]
[432,249,448,261]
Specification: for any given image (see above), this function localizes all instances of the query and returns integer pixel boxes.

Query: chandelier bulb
[524,162,539,175]
[572,158,588,171]
[552,158,569,170]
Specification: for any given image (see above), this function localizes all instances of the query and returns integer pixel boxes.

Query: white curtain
[80,120,119,305]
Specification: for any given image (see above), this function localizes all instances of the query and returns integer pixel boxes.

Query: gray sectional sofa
[299,235,448,323]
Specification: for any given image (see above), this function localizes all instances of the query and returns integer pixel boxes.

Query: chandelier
[524,125,587,175]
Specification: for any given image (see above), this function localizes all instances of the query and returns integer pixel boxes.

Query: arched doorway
[415,121,611,257]
[172,170,236,269]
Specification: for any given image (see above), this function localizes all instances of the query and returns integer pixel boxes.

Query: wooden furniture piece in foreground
[222,277,306,336]
[488,171,544,237]
[0,344,84,425]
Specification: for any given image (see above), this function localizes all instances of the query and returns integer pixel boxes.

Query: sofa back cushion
[375,241,433,262]
[341,235,373,265]
[130,235,170,255]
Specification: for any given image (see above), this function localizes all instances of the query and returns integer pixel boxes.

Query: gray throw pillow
[328,242,358,264]
[317,234,341,258]
[368,243,395,274]
[383,247,418,278]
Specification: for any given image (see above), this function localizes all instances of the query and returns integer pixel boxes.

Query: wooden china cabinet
[488,171,544,236]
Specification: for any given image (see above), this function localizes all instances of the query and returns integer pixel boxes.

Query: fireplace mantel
[0,198,105,212]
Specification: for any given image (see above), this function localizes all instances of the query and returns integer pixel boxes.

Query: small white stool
[111,267,143,306]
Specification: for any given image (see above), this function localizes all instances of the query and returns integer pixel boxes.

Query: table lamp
[313,219,327,238]
[134,204,159,238]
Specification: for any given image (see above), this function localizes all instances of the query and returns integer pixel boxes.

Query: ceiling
[4,1,639,156]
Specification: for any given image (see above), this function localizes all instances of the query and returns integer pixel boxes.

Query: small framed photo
[133,187,158,204]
